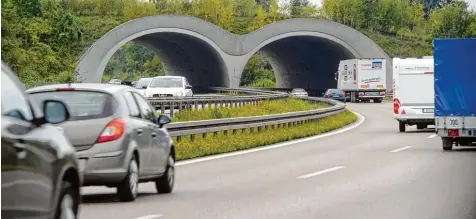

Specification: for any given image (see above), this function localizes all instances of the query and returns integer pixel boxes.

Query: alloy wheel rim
[129,161,139,197]
[59,193,75,219]
[167,157,174,187]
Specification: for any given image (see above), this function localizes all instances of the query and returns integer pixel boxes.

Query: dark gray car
[26,83,175,202]
[1,61,81,219]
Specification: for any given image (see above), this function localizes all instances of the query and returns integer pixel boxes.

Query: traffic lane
[79,102,476,219]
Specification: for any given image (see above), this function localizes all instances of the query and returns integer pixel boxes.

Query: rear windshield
[29,91,115,121]
[292,89,305,92]
[327,89,343,94]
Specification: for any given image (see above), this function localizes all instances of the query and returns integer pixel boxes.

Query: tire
[374,99,382,103]
[54,181,79,219]
[442,137,453,151]
[399,121,406,132]
[417,124,425,130]
[155,155,175,194]
[117,157,139,202]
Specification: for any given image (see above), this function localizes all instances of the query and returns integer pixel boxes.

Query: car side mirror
[322,93,325,96]
[142,85,147,89]
[42,100,70,124]
[157,115,171,127]
[186,85,193,89]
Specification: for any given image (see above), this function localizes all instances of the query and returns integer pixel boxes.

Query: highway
[79,102,476,219]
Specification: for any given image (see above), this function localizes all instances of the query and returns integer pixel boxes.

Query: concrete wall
[76,15,391,91]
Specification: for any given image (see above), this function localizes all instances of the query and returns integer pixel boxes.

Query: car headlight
[175,91,185,96]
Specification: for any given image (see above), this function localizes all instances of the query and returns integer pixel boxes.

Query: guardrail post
[232,129,237,135]
[161,104,165,115]
[179,102,183,111]
[224,130,228,135]
[170,102,174,118]
[176,136,181,142]
[202,133,207,138]
[213,132,218,136]
[258,127,262,132]
[194,101,198,110]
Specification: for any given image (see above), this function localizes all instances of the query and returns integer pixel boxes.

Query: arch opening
[243,35,357,93]
[78,28,229,87]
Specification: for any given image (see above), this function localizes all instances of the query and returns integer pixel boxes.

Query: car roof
[26,83,133,94]
[152,76,184,79]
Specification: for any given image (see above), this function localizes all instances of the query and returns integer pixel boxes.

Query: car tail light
[448,129,459,137]
[393,98,400,114]
[343,92,346,97]
[380,92,385,96]
[435,129,438,134]
[96,118,126,143]
[359,93,364,96]
[325,94,330,98]
[304,93,308,96]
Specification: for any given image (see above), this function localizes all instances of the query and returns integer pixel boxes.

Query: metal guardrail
[146,87,290,117]
[164,96,346,141]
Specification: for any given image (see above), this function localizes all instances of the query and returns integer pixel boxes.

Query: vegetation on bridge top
[171,98,329,122]
[2,0,475,87]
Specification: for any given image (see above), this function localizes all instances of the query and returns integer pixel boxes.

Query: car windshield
[292,89,305,92]
[327,89,343,95]
[134,78,152,89]
[149,78,183,88]
[29,91,115,121]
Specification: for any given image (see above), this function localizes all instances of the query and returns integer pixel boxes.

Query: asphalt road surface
[79,102,476,219]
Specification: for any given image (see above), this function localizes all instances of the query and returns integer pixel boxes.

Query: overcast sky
[303,0,476,10]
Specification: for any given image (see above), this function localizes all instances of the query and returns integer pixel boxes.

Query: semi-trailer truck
[336,58,386,103]
[434,38,476,150]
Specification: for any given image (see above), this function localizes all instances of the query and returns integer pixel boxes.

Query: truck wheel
[417,124,425,130]
[374,99,382,103]
[399,121,406,132]
[442,137,453,151]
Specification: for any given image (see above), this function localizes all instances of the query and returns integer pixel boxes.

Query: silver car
[27,83,175,202]
[290,88,308,97]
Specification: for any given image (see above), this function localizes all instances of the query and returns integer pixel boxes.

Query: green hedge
[175,109,357,161]
[172,98,328,122]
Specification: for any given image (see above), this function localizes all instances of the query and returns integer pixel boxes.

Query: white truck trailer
[433,38,476,150]
[336,58,386,103]
[392,57,435,132]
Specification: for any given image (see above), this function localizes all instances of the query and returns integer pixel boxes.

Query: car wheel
[117,157,139,202]
[54,181,79,219]
[442,137,453,151]
[155,155,174,194]
[399,121,406,132]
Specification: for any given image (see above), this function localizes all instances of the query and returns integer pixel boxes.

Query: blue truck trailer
[434,38,476,150]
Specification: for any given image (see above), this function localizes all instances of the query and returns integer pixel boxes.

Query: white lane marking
[297,166,346,179]
[176,112,365,166]
[427,134,437,139]
[133,215,163,219]
[390,146,413,153]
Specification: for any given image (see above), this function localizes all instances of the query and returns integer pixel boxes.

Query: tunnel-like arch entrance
[77,16,391,90]
[240,32,358,91]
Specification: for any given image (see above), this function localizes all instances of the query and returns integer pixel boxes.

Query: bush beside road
[175,109,357,161]
[171,98,329,122]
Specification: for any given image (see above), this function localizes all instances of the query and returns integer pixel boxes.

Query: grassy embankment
[170,98,358,160]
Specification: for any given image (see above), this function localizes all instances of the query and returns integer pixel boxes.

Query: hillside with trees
[2,0,475,87]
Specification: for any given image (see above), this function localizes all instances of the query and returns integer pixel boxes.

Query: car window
[134,78,152,89]
[123,92,140,118]
[1,72,33,121]
[149,77,183,88]
[132,93,156,123]
[185,78,190,86]
[29,91,114,121]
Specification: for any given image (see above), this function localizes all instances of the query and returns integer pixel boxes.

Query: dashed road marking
[390,146,413,153]
[427,134,437,139]
[133,214,163,219]
[297,166,346,179]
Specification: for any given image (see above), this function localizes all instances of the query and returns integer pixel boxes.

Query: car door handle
[151,132,157,138]
[137,129,143,135]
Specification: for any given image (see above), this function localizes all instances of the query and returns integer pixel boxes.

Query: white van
[393,57,434,132]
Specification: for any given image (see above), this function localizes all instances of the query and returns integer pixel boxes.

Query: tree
[429,0,473,38]
[248,5,267,31]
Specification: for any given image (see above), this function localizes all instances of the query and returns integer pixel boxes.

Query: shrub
[174,109,357,160]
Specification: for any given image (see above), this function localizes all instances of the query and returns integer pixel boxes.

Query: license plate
[365,92,379,96]
[333,95,340,98]
[422,108,434,113]
[78,159,87,172]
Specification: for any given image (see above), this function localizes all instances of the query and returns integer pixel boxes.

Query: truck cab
[392,57,435,132]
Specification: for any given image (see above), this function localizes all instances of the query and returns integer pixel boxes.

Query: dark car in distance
[1,61,81,219]
[323,89,346,102]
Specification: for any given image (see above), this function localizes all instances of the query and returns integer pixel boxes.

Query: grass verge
[175,109,358,161]
[172,98,328,122]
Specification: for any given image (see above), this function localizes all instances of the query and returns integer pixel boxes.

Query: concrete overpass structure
[77,15,391,91]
